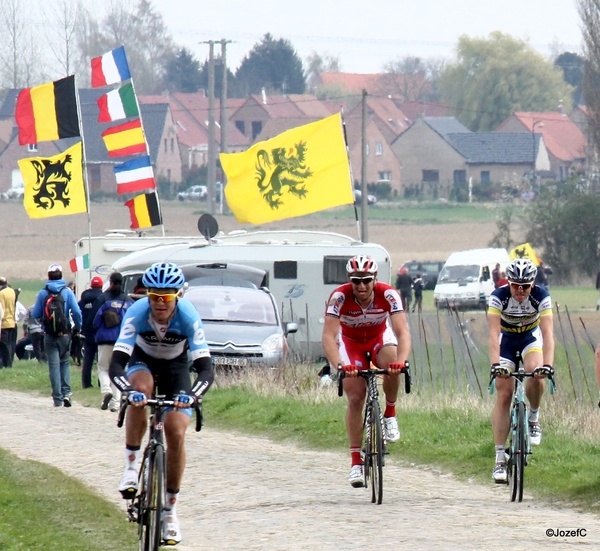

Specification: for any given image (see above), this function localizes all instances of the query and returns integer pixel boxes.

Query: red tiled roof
[400,101,448,120]
[499,112,586,161]
[345,96,410,140]
[286,94,334,118]
[248,94,305,118]
[139,93,248,148]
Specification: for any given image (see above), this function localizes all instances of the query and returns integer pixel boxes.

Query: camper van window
[274,261,297,279]
[438,265,480,283]
[323,256,353,284]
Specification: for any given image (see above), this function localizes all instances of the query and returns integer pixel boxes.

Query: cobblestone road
[0,389,598,550]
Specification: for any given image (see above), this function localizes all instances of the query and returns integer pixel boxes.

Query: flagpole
[340,110,361,241]
[128,77,165,237]
[74,74,94,283]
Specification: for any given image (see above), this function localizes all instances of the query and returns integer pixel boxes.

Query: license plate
[212,357,248,367]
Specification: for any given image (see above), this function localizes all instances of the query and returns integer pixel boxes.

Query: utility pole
[206,41,216,214]
[360,89,368,242]
[220,39,232,213]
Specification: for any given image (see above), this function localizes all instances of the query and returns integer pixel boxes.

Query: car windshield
[438,265,480,283]
[186,287,277,325]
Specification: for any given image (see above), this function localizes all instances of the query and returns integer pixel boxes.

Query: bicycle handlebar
[117,396,204,432]
[488,366,556,394]
[337,366,411,396]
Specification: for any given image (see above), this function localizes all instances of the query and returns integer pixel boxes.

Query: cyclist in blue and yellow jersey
[109,262,214,546]
[487,258,554,484]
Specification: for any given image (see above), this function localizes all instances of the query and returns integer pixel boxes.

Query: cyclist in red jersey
[322,255,411,488]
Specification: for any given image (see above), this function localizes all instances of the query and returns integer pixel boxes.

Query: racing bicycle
[338,364,411,504]
[489,354,554,502]
[117,396,203,551]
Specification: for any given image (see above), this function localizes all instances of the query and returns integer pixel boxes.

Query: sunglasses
[350,276,374,285]
[509,282,532,290]
[147,291,179,303]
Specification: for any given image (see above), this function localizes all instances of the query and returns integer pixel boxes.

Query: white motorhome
[110,230,391,358]
[433,248,510,309]
[73,231,209,296]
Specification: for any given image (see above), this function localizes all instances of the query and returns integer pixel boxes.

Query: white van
[433,248,510,309]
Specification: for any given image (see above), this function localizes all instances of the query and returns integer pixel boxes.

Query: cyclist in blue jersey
[109,262,213,546]
[487,258,554,484]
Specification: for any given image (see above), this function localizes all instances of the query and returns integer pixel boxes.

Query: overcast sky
[147,0,583,73]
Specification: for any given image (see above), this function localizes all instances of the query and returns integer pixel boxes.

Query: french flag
[91,46,131,88]
[114,155,156,194]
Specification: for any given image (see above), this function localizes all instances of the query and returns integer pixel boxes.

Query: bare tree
[578,0,600,171]
[305,51,341,93]
[379,56,443,102]
[76,0,175,93]
[0,0,41,88]
[43,0,85,77]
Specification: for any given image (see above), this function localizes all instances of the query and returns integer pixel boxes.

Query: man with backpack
[78,276,103,389]
[32,264,82,407]
[92,272,132,412]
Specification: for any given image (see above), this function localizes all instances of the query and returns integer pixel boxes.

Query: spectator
[412,274,424,313]
[23,306,46,362]
[93,272,133,412]
[78,276,104,388]
[395,267,413,312]
[0,277,17,368]
[492,263,501,288]
[535,260,552,290]
[31,264,82,407]
[129,277,147,301]
[497,271,508,287]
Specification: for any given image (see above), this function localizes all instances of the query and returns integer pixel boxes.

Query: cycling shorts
[498,326,543,371]
[126,346,193,417]
[338,324,397,369]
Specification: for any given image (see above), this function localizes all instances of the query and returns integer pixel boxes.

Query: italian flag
[96,83,139,123]
[69,254,90,273]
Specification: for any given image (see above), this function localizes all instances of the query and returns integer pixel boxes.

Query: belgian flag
[15,75,80,145]
[125,192,162,229]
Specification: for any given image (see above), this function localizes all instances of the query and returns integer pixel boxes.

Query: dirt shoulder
[0,389,597,550]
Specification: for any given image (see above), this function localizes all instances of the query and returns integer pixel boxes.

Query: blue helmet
[142,262,185,290]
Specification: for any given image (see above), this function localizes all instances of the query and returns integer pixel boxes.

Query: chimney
[261,87,267,105]
[558,99,565,116]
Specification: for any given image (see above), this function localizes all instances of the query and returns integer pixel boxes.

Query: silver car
[184,285,298,368]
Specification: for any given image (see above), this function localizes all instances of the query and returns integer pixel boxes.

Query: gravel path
[0,389,598,550]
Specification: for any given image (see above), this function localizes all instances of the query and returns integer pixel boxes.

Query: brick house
[496,112,586,180]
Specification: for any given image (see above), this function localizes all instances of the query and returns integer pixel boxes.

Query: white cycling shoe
[118,468,139,499]
[383,417,400,443]
[529,421,542,446]
[492,462,508,483]
[348,464,365,488]
[162,511,182,545]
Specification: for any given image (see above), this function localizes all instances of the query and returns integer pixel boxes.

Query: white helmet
[506,258,537,284]
[346,255,378,274]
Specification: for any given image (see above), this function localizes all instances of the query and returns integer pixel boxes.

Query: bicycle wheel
[140,446,165,551]
[369,400,384,505]
[508,402,525,503]
[363,405,372,491]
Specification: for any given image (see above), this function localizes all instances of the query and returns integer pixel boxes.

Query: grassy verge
[0,361,136,549]
[0,448,135,551]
